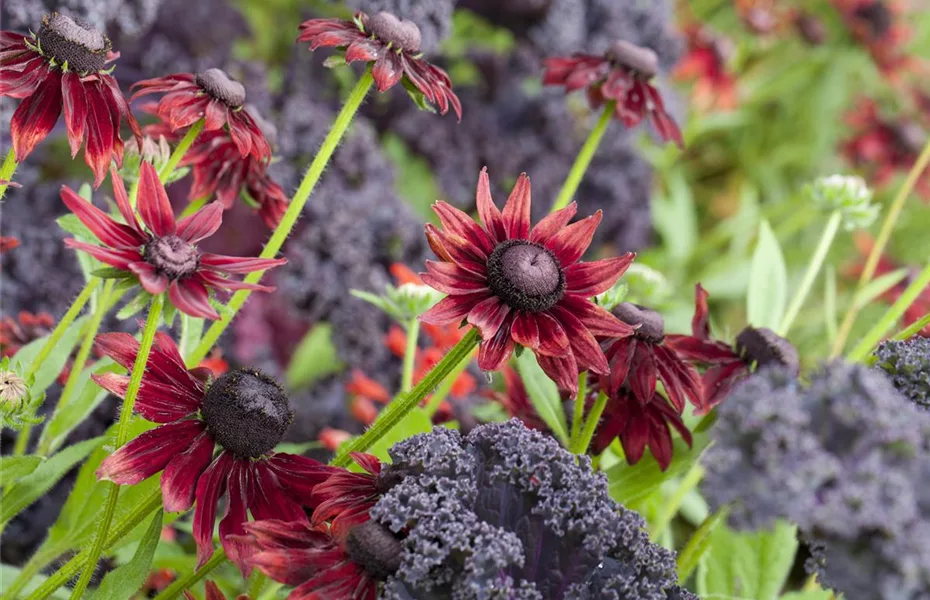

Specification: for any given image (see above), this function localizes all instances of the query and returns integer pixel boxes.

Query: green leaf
[363,406,433,464]
[698,520,799,600]
[514,351,570,446]
[286,323,345,390]
[851,267,908,310]
[0,564,70,599]
[653,169,698,262]
[91,267,132,280]
[747,219,787,329]
[90,510,163,600]
[824,264,838,343]
[676,507,729,583]
[0,436,102,526]
[179,314,205,360]
[39,359,118,455]
[0,455,43,487]
[11,316,88,397]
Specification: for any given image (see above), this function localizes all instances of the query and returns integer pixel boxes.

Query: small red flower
[60,161,286,319]
[419,168,636,394]
[298,11,461,119]
[0,236,20,253]
[385,325,478,400]
[0,311,54,358]
[674,27,738,111]
[543,40,683,147]
[94,332,333,573]
[833,0,913,77]
[319,427,352,452]
[0,13,141,186]
[131,68,271,161]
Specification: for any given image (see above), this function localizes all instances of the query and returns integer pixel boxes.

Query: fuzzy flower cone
[419,168,636,394]
[0,13,142,186]
[60,162,287,319]
[94,332,333,573]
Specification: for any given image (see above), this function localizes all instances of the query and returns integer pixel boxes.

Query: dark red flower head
[834,0,913,77]
[131,68,271,161]
[0,13,141,186]
[297,11,461,119]
[419,168,636,394]
[60,161,287,319]
[94,332,334,574]
[543,40,683,147]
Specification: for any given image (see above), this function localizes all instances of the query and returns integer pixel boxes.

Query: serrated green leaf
[747,219,787,329]
[11,316,88,399]
[39,359,118,455]
[0,436,102,525]
[90,510,163,600]
[514,351,570,446]
[286,323,345,390]
[0,455,43,488]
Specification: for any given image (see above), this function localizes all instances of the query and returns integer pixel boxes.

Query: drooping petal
[128,262,169,295]
[535,311,571,356]
[701,362,748,411]
[161,429,215,512]
[345,38,379,63]
[544,211,603,267]
[250,461,307,523]
[629,343,657,405]
[605,338,635,396]
[10,70,63,161]
[529,202,578,245]
[466,296,511,340]
[265,453,334,500]
[177,201,223,244]
[500,173,532,240]
[202,99,228,131]
[96,420,204,485]
[372,51,403,91]
[537,353,579,395]
[419,292,487,326]
[82,81,116,188]
[220,461,254,576]
[227,114,254,159]
[475,167,505,242]
[558,294,636,338]
[193,452,235,567]
[564,253,636,296]
[654,345,702,413]
[137,162,177,236]
[476,314,516,371]
[61,72,88,158]
[169,279,220,320]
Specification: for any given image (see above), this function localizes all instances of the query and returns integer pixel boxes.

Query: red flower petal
[467,296,511,340]
[510,312,540,350]
[421,261,488,295]
[83,81,116,188]
[476,314,515,371]
[474,167,506,242]
[109,167,144,236]
[250,462,307,523]
[630,343,657,405]
[193,451,235,566]
[372,50,403,91]
[549,306,609,374]
[199,253,287,274]
[177,201,223,244]
[161,430,215,512]
[265,453,334,500]
[220,461,254,576]
[64,238,141,270]
[203,99,228,131]
[501,173,532,240]
[564,253,635,296]
[0,57,46,98]
[419,292,486,326]
[195,270,275,293]
[137,162,177,236]
[432,201,495,258]
[605,337,635,396]
[544,210,603,267]
[653,344,702,413]
[169,279,220,320]
[345,39,379,63]
[690,283,711,339]
[529,202,577,245]
[10,70,63,161]
[701,362,748,411]
[424,224,488,274]
[61,72,88,158]
[537,353,579,394]
[59,185,144,248]
[129,261,169,295]
[558,294,635,338]
[96,419,204,485]
[535,311,571,356]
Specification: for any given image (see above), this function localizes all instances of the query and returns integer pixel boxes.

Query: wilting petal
[202,99,227,131]
[64,239,140,270]
[476,315,515,371]
[194,452,235,567]
[466,296,511,340]
[654,345,702,413]
[128,262,169,295]
[701,362,748,411]
[475,167,505,242]
[529,202,578,245]
[199,253,287,274]
[61,72,88,158]
[169,279,219,320]
[161,429,214,512]
[137,162,177,236]
[177,202,223,244]
[227,114,254,159]
[345,39,379,63]
[549,306,609,374]
[691,283,711,340]
[372,51,403,91]
[537,353,579,394]
[83,81,116,188]
[419,292,486,326]
[10,71,63,161]
[544,211,603,267]
[500,173,532,240]
[220,461,254,576]
[96,420,204,484]
[564,253,635,296]
[510,312,540,350]
[629,344,657,405]
[59,186,143,248]
[605,338,635,396]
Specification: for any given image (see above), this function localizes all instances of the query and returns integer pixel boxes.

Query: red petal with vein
[475,167,505,242]
[605,338,635,396]
[423,225,487,273]
[96,420,204,484]
[467,296,511,339]
[345,39,379,63]
[199,253,287,274]
[228,113,254,159]
[422,260,488,294]
[64,238,140,269]
[59,186,143,248]
[250,463,307,523]
[161,430,215,512]
[419,292,486,326]
[265,453,334,500]
[501,173,532,240]
[220,461,253,576]
[83,81,115,187]
[558,294,635,338]
[654,344,702,412]
[544,211,603,267]
[372,51,403,91]
[195,270,275,293]
[109,167,143,235]
[630,344,657,404]
[564,253,635,296]
[134,380,202,422]
[100,74,142,146]
[691,283,711,339]
[550,306,609,374]
[194,452,235,567]
[476,314,515,371]
[701,362,748,411]
[537,353,579,395]
[535,311,571,356]
[663,335,738,363]
[203,100,227,131]
[129,261,169,294]
[169,279,219,320]
[93,332,141,369]
[511,312,540,350]
[137,162,177,236]
[61,72,88,158]
[10,70,63,161]
[177,201,223,244]
[0,57,46,98]
[432,201,495,257]
[529,202,577,245]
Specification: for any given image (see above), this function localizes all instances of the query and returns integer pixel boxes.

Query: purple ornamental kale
[874,337,930,411]
[372,420,690,599]
[1,0,163,37]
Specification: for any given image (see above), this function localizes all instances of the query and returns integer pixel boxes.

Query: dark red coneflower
[60,161,286,319]
[298,11,461,120]
[419,168,636,394]
[0,236,20,253]
[131,68,270,161]
[94,332,334,573]
[0,13,141,186]
[834,0,913,77]
[543,40,683,147]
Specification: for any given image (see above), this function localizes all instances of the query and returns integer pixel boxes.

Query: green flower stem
[573,391,609,456]
[13,278,101,456]
[159,119,205,181]
[550,101,615,214]
[401,318,420,392]
[847,260,930,362]
[649,462,706,538]
[187,69,375,368]
[423,346,476,418]
[69,295,164,600]
[676,505,729,583]
[179,195,209,219]
[152,548,227,600]
[892,311,930,342]
[569,371,588,452]
[778,211,842,337]
[333,328,480,468]
[24,489,163,600]
[247,572,268,599]
[0,150,18,201]
[832,137,930,357]
[36,279,118,456]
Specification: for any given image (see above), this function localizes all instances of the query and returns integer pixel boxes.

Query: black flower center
[612,303,665,343]
[144,235,200,280]
[734,327,800,375]
[37,13,111,74]
[486,240,565,313]
[200,368,294,459]
[344,520,403,581]
[366,12,422,53]
[195,68,246,109]
[605,40,658,78]
[853,1,892,37]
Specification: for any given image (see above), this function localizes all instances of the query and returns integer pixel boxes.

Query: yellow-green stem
[333,328,480,468]
[778,211,842,336]
[569,371,588,451]
[159,119,204,181]
[892,311,930,341]
[69,295,164,599]
[401,318,420,392]
[13,279,101,456]
[187,69,375,367]
[832,137,930,356]
[0,150,18,200]
[550,101,615,213]
[36,280,117,456]
[153,548,227,600]
[574,391,609,456]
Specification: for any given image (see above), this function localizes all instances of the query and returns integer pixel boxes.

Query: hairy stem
[569,371,588,452]
[152,548,227,600]
[401,319,420,393]
[550,101,615,213]
[188,69,375,367]
[159,119,205,181]
[423,346,476,417]
[0,150,19,201]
